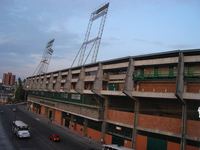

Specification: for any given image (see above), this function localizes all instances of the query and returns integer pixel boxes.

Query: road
[0,104,101,150]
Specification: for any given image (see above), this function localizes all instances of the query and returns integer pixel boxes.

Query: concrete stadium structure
[25,49,200,150]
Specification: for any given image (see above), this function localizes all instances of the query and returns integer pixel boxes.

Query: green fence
[133,66,177,81]
[28,91,98,107]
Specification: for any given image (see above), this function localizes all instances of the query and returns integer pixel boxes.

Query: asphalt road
[0,104,101,150]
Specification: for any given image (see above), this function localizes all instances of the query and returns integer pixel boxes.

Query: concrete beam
[132,91,176,99]
[28,97,101,121]
[184,55,200,63]
[134,57,178,66]
[103,62,128,70]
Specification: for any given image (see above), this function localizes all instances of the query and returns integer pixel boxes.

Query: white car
[16,130,31,138]
[102,144,134,150]
[12,120,31,138]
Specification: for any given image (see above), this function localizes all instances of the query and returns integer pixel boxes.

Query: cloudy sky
[0,0,200,79]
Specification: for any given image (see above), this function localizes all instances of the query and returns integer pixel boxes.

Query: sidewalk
[0,114,15,150]
[18,104,102,150]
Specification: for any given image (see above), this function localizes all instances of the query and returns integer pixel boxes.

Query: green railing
[184,72,200,81]
[28,91,98,107]
[184,66,200,79]
[133,73,176,81]
[133,66,177,81]
[133,66,200,81]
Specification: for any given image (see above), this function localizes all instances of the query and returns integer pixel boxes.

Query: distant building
[0,83,14,104]
[3,72,15,86]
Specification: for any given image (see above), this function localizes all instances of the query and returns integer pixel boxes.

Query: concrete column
[64,70,72,92]
[30,78,34,89]
[123,58,134,98]
[41,74,47,90]
[83,118,88,136]
[75,67,85,94]
[48,73,54,91]
[175,52,186,150]
[175,52,185,103]
[34,77,37,90]
[132,99,139,149]
[55,71,62,91]
[101,96,109,143]
[24,79,30,90]
[180,104,187,150]
[92,63,103,96]
[37,75,42,90]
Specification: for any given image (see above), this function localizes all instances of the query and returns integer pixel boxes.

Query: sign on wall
[71,94,81,100]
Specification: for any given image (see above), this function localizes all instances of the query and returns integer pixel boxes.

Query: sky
[0,0,200,79]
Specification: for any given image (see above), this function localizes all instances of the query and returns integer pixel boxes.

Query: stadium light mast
[71,2,109,67]
[33,39,55,76]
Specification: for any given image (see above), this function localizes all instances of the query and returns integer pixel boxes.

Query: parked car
[102,144,134,150]
[49,134,60,142]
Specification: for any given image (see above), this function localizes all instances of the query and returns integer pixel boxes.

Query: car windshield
[18,126,29,131]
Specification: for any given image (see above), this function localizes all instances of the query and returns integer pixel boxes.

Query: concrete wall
[187,83,200,93]
[107,109,134,126]
[138,114,181,135]
[136,135,147,150]
[87,128,101,141]
[138,82,176,92]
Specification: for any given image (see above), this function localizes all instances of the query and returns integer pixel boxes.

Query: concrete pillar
[83,118,88,136]
[75,67,85,94]
[132,99,139,149]
[37,75,42,90]
[101,96,109,143]
[48,73,54,91]
[55,71,62,91]
[41,74,47,90]
[180,104,187,150]
[92,63,103,96]
[32,77,37,90]
[123,58,134,98]
[175,52,185,103]
[175,52,186,150]
[64,70,72,92]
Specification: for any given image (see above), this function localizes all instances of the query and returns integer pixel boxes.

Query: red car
[49,134,60,142]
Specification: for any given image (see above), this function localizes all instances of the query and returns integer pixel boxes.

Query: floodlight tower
[71,2,109,67]
[33,39,55,75]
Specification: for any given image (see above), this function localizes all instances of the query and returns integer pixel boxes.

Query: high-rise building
[3,72,16,86]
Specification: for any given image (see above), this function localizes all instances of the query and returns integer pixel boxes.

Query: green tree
[15,78,25,101]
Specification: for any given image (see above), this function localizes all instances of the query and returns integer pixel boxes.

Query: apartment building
[25,49,200,150]
[3,72,16,86]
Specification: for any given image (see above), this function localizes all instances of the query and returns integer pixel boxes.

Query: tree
[15,78,25,101]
